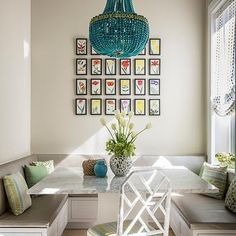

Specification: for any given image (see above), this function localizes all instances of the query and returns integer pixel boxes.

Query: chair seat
[88,221,162,236]
[0,194,67,228]
[172,194,236,230]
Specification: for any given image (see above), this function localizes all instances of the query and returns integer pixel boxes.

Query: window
[208,0,235,170]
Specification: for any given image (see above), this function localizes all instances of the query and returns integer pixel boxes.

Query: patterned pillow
[225,177,236,213]
[200,162,227,200]
[3,172,32,215]
[31,160,54,173]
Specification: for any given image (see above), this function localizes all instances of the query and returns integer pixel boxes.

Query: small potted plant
[100,110,151,176]
[215,152,235,170]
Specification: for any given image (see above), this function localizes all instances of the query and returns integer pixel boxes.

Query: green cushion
[24,165,49,188]
[225,177,236,213]
[31,160,54,174]
[200,162,227,200]
[3,172,32,216]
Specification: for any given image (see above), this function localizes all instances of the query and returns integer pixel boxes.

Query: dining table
[28,166,218,195]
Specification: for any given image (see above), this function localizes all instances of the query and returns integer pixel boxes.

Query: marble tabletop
[28,166,218,195]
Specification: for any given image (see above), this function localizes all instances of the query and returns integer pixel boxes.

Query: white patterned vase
[110,156,133,177]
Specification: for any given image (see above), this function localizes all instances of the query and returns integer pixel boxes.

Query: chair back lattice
[117,168,172,236]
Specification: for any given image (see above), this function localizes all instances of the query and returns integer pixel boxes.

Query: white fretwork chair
[87,168,172,236]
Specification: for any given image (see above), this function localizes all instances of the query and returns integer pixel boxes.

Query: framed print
[149,38,161,55]
[138,48,146,55]
[105,99,116,115]
[105,79,116,95]
[91,79,102,95]
[134,79,146,95]
[120,59,131,75]
[120,99,131,114]
[90,99,102,115]
[91,59,102,75]
[75,98,87,115]
[119,79,131,95]
[105,59,116,75]
[134,59,146,75]
[76,38,87,55]
[149,99,160,116]
[91,46,98,55]
[134,99,146,115]
[76,59,87,75]
[149,79,160,95]
[76,79,87,95]
[149,59,161,75]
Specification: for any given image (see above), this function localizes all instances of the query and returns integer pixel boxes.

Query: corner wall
[31,0,206,155]
[0,0,31,164]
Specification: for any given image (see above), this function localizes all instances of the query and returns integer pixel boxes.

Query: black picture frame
[149,38,161,55]
[76,79,87,95]
[134,79,146,96]
[134,58,146,75]
[149,58,161,75]
[76,58,87,75]
[134,99,146,116]
[105,79,116,95]
[91,58,102,75]
[90,98,102,115]
[148,79,160,96]
[76,38,87,55]
[149,99,161,116]
[90,79,102,95]
[138,47,146,55]
[119,79,131,95]
[75,98,87,115]
[105,59,117,75]
[119,59,131,75]
[90,45,98,55]
[120,99,131,113]
[105,99,117,115]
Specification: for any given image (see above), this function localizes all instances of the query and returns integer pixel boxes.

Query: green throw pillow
[3,172,32,215]
[24,165,49,188]
[225,177,236,213]
[31,160,54,174]
[200,162,227,200]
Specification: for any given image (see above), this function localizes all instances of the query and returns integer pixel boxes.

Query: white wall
[31,0,206,155]
[0,0,31,164]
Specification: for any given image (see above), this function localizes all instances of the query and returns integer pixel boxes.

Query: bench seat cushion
[172,194,236,230]
[0,194,67,228]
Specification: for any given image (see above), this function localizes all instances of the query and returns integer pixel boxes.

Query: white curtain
[212,0,235,116]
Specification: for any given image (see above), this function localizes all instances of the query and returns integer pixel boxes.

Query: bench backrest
[0,155,37,215]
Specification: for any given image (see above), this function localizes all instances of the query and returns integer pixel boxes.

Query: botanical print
[105,79,116,95]
[76,38,87,55]
[105,59,116,75]
[134,99,145,115]
[120,59,131,75]
[91,99,102,115]
[134,59,146,75]
[120,79,131,95]
[120,99,131,114]
[149,99,160,116]
[91,59,102,75]
[76,59,87,75]
[76,79,87,95]
[134,79,146,95]
[149,79,160,95]
[149,59,161,75]
[91,79,102,95]
[75,99,87,115]
[105,99,116,115]
[149,38,161,55]
[91,46,98,55]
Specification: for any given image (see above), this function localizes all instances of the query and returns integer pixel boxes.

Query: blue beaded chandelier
[89,0,149,58]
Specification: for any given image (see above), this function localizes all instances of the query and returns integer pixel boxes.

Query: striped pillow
[200,162,227,200]
[3,172,32,215]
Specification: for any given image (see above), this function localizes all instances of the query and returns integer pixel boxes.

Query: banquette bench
[0,155,68,236]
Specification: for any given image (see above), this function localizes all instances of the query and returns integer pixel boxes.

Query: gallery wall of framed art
[74,37,161,116]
